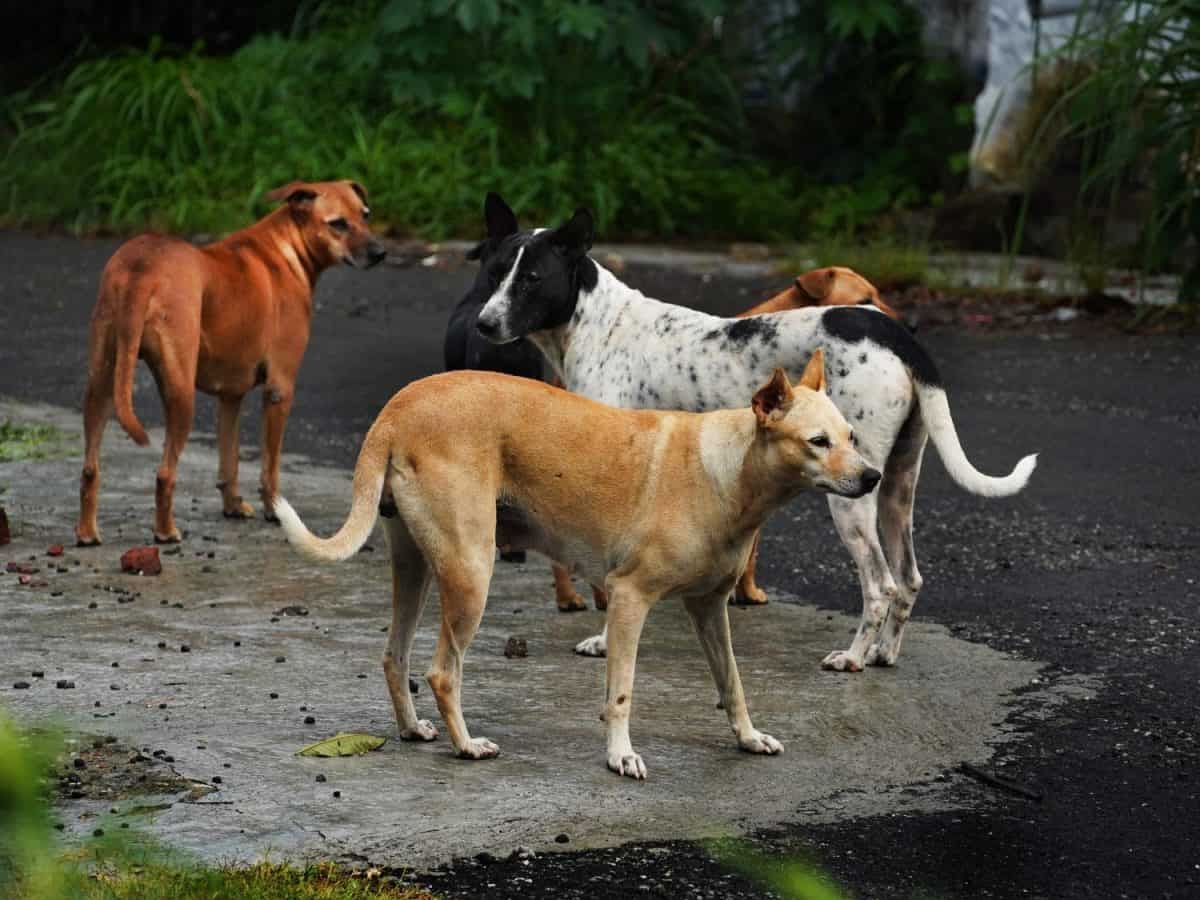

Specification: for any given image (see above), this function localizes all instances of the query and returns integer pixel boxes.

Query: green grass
[790,237,930,289]
[0,714,432,900]
[0,421,67,463]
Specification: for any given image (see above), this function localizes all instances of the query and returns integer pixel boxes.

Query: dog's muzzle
[365,241,387,268]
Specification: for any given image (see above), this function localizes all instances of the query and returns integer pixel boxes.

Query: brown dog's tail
[273,417,392,562]
[111,288,150,447]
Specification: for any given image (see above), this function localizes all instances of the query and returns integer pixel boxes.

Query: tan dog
[274,355,880,779]
[75,181,386,546]
[551,265,896,613]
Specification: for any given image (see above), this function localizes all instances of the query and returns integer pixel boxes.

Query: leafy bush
[1015,1,1199,300]
[0,0,966,242]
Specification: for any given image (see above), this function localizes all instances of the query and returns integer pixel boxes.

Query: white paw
[456,737,500,760]
[739,729,784,755]
[574,634,607,657]
[821,650,864,673]
[400,719,439,742]
[607,751,647,780]
[865,643,881,666]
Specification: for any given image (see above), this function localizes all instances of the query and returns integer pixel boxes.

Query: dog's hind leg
[821,492,901,673]
[684,592,783,756]
[149,342,197,544]
[602,580,654,779]
[217,394,254,519]
[76,362,114,546]
[427,544,497,760]
[870,416,928,667]
[381,515,438,741]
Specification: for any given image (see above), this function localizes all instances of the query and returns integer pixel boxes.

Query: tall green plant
[1017,1,1199,301]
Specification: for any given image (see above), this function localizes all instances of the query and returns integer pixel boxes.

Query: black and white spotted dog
[474,194,1037,672]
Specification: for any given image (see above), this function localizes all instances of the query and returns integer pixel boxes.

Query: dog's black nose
[476,317,499,339]
[861,468,882,493]
[366,242,387,267]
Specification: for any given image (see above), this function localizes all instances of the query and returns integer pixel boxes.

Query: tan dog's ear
[796,268,836,301]
[752,368,795,427]
[266,183,318,207]
[798,348,827,393]
[347,181,368,204]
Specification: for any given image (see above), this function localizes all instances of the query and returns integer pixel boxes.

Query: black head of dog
[473,193,598,345]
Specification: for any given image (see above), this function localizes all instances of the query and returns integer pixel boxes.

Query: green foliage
[1016,1,1199,301]
[0,0,963,242]
[0,421,66,463]
[799,236,929,288]
[711,839,852,900]
[0,713,431,900]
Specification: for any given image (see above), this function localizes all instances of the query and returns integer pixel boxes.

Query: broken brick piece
[47,544,64,557]
[0,508,9,546]
[120,546,162,576]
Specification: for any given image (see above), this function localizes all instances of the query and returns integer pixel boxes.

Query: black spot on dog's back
[821,307,941,386]
[703,316,779,346]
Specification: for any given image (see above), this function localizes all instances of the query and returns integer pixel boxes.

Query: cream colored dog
[273,353,879,779]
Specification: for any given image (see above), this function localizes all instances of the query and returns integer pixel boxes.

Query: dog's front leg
[684,593,783,757]
[258,384,294,522]
[217,394,254,518]
[603,584,652,779]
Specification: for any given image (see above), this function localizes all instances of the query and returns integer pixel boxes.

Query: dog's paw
[153,529,182,545]
[556,590,588,613]
[868,642,899,667]
[75,534,102,548]
[607,751,647,780]
[738,729,784,755]
[574,634,608,657]
[733,584,769,606]
[821,650,864,673]
[222,499,255,519]
[457,737,500,760]
[400,719,439,742]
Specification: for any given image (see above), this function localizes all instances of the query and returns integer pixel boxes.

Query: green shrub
[0,0,966,243]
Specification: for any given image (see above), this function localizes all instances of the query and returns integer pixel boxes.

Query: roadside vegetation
[0,421,67,463]
[0,0,969,242]
[0,714,432,900]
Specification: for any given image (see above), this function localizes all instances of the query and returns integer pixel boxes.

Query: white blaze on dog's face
[266,180,387,270]
[474,194,597,344]
[752,351,882,499]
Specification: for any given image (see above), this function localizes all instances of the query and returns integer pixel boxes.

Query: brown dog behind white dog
[273,354,879,779]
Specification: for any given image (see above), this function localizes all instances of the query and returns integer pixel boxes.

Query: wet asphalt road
[1,231,1198,899]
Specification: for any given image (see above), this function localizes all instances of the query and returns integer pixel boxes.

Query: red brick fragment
[120,546,162,576]
[0,508,9,546]
[47,544,64,557]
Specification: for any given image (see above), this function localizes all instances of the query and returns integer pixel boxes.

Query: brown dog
[552,265,897,612]
[75,180,386,546]
[275,357,879,778]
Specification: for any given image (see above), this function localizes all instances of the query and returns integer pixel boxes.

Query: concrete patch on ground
[0,398,1085,870]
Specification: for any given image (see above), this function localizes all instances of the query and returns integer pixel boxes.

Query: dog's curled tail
[111,298,150,447]
[273,421,391,562]
[915,382,1037,498]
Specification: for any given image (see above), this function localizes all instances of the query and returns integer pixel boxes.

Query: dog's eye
[361,207,371,221]
[809,435,831,448]
[328,218,349,233]
[520,270,541,284]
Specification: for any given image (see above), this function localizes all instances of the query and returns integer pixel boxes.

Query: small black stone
[73,757,86,769]
[12,681,30,689]
[275,656,286,663]
[56,680,75,689]
[409,678,419,694]
[555,833,570,844]
[31,671,43,678]
[332,790,341,798]
[304,716,315,725]
[180,645,190,653]
[315,774,327,783]
[270,693,279,699]
[212,775,223,784]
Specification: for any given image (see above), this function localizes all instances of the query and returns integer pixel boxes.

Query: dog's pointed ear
[347,181,368,204]
[484,192,519,240]
[752,368,795,427]
[796,268,836,301]
[266,183,318,208]
[550,208,594,259]
[798,348,827,393]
